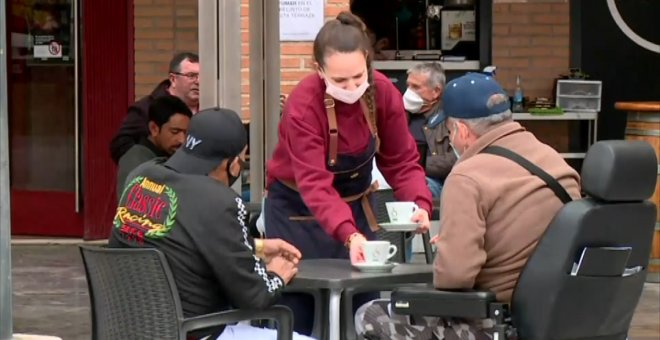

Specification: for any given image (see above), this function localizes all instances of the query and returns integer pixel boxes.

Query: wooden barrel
[616,101,660,283]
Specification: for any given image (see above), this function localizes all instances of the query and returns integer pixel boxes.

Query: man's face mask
[227,157,246,187]
[449,123,461,160]
[403,88,424,113]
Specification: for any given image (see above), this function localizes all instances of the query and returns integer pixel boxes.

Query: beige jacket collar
[456,121,526,163]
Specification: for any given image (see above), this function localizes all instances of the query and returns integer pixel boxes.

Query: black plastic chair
[80,245,293,340]
[390,140,658,340]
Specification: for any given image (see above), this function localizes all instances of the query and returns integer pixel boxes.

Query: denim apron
[264,96,381,335]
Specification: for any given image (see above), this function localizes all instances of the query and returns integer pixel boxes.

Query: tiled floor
[9,245,660,339]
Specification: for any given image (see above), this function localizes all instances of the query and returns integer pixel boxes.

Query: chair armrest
[181,305,293,340]
[391,287,496,319]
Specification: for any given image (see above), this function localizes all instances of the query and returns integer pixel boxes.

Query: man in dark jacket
[110,52,200,163]
[116,95,192,198]
[403,62,457,198]
[109,108,313,339]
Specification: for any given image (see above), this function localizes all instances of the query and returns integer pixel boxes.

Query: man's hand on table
[267,256,298,284]
[261,238,302,264]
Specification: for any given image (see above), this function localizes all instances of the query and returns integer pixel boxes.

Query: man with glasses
[110,52,200,164]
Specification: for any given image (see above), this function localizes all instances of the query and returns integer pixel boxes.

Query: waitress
[264,11,433,335]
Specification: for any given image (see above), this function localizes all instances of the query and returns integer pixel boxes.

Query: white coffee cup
[363,240,398,264]
[385,201,419,224]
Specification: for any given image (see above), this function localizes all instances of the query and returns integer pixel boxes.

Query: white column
[249,0,265,201]
[263,0,281,161]
[0,0,14,337]
[198,0,243,193]
[248,0,280,201]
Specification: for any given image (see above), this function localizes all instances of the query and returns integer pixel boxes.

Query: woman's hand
[411,208,430,234]
[348,233,368,264]
[261,239,302,264]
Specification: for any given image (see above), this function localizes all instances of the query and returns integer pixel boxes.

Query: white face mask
[324,78,370,104]
[449,123,461,159]
[403,88,424,113]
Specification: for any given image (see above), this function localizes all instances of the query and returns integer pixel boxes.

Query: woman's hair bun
[336,11,366,33]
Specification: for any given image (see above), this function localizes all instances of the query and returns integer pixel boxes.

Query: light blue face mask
[449,124,461,160]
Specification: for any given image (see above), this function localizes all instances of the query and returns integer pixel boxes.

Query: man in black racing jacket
[109,107,314,340]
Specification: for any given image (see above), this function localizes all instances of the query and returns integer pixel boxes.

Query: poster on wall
[441,10,476,51]
[10,0,73,63]
[33,36,63,59]
[279,0,324,41]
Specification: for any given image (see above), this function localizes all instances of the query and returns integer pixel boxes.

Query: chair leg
[400,232,408,262]
[422,232,434,264]
[310,290,326,340]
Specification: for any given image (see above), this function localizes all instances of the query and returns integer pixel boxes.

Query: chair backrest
[511,141,658,340]
[373,189,408,262]
[374,189,396,224]
[80,245,184,340]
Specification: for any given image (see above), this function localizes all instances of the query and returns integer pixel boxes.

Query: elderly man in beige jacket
[355,73,582,340]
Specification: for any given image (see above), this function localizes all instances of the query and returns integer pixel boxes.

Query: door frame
[5,0,133,238]
[6,0,83,236]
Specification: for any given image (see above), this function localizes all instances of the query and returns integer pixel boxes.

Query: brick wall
[492,0,571,152]
[492,0,570,99]
[133,0,199,100]
[240,0,351,118]
[133,0,349,118]
[132,0,570,120]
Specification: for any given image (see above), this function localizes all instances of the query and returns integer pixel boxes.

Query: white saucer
[379,222,420,232]
[352,262,397,273]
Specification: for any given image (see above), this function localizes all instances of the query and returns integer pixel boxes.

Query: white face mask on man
[324,77,370,104]
[449,123,461,159]
[403,88,424,113]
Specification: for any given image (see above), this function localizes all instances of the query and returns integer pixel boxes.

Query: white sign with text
[280,0,324,41]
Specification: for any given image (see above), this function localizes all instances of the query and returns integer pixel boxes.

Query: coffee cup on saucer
[363,240,397,264]
[385,201,418,224]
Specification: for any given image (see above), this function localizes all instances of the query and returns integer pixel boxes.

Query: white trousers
[214,323,316,340]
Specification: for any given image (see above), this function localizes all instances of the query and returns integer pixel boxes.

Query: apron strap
[359,98,381,153]
[280,180,382,232]
[324,95,381,167]
[324,95,339,166]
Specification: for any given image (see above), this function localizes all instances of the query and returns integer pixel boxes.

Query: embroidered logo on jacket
[113,176,178,243]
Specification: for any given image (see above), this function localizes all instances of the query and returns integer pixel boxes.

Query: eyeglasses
[172,72,199,80]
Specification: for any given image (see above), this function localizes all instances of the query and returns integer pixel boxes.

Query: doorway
[5,0,82,236]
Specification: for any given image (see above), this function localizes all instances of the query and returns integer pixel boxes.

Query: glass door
[6,0,81,236]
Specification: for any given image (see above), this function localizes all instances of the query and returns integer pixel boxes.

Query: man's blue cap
[442,73,510,119]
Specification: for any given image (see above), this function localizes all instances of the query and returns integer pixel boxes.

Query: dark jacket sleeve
[425,123,457,180]
[110,105,149,163]
[192,196,285,310]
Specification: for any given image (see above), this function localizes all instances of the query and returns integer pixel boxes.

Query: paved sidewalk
[9,244,660,339]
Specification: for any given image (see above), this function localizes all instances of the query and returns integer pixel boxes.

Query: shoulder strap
[359,99,377,135]
[324,94,338,166]
[481,145,573,204]
[360,98,380,153]
[323,95,381,167]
